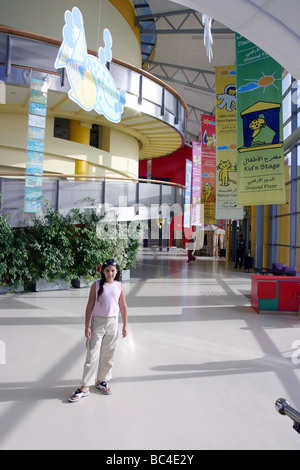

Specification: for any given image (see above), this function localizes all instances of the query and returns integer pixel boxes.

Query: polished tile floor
[0,248,300,450]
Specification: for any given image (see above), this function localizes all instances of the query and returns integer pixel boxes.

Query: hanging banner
[235,34,286,205]
[215,65,243,220]
[184,159,192,228]
[200,115,216,224]
[24,77,48,213]
[191,144,202,226]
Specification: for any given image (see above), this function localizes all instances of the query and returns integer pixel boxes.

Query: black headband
[102,259,118,269]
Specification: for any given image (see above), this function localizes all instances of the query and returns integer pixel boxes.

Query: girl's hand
[85,327,92,339]
[122,325,127,338]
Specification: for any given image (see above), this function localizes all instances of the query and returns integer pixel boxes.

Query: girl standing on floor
[69,259,128,402]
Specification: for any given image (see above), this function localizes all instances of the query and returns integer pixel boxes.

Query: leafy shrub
[0,201,141,288]
[0,214,29,288]
[22,203,74,283]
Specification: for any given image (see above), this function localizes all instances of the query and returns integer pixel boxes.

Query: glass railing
[0,173,185,227]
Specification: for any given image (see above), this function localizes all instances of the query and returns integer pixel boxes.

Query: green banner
[235,34,286,206]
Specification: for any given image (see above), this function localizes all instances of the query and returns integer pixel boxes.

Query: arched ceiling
[135,0,300,142]
[171,0,300,80]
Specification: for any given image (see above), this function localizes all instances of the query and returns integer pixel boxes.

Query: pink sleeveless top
[92,280,122,318]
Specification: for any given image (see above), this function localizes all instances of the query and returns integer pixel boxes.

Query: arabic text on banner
[200,115,216,224]
[191,143,201,226]
[235,34,286,206]
[215,65,243,219]
[184,159,193,228]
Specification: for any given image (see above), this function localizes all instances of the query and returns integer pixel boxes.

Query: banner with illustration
[215,65,243,219]
[235,34,286,205]
[200,115,216,224]
[184,159,193,228]
[191,144,202,226]
[24,78,48,213]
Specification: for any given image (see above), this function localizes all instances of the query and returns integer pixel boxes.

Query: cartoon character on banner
[203,129,216,148]
[55,7,126,123]
[217,84,236,112]
[217,159,237,186]
[202,182,215,202]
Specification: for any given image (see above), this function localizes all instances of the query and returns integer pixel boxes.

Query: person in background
[234,234,246,269]
[187,234,196,262]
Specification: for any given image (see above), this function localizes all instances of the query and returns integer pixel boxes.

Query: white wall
[0,0,141,179]
[0,114,139,178]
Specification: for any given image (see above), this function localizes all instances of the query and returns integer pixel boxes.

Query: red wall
[139,144,193,246]
[139,144,192,186]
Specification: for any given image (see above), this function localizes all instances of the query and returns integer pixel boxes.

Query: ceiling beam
[135,9,233,35]
[144,61,215,94]
[144,60,215,75]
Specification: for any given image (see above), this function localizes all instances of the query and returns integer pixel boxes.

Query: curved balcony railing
[0,173,185,227]
[0,27,187,136]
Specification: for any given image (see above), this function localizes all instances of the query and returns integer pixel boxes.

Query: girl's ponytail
[98,276,106,298]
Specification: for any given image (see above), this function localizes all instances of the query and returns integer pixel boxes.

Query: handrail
[0,25,188,117]
[275,398,300,434]
[0,172,186,190]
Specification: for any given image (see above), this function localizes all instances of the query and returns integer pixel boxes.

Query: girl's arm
[85,282,96,339]
[119,284,128,338]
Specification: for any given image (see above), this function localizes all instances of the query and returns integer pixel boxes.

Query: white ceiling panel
[170,0,300,78]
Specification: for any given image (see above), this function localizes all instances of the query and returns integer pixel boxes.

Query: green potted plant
[1,199,142,293]
[23,201,74,291]
[69,207,131,286]
[68,206,106,287]
[0,214,29,292]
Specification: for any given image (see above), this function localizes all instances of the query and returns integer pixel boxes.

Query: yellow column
[75,160,89,179]
[69,120,90,180]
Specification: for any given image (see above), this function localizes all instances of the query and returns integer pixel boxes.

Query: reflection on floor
[0,248,300,450]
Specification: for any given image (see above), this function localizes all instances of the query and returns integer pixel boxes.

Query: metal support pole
[55,179,60,212]
[232,220,237,262]
[290,93,298,267]
[135,182,139,216]
[138,75,143,105]
[269,204,277,268]
[161,87,165,117]
[5,35,11,76]
[275,398,300,435]
[102,179,106,205]
[175,98,179,125]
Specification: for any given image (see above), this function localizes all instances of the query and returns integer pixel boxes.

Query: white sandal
[96,381,112,395]
[68,388,90,402]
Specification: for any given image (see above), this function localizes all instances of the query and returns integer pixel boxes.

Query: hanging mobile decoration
[202,14,213,63]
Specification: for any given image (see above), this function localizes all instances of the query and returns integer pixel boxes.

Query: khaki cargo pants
[81,316,118,387]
